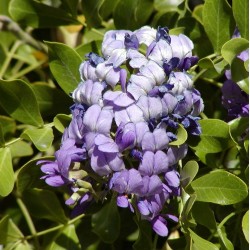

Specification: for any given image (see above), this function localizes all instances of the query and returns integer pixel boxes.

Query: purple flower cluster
[222,29,249,120]
[38,26,204,236]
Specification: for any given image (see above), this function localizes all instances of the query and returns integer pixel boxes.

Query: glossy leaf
[228,117,249,144]
[0,216,23,244]
[53,114,72,133]
[0,147,14,197]
[203,0,234,53]
[191,202,216,230]
[0,115,16,140]
[61,0,79,17]
[189,119,232,153]
[46,224,80,250]
[242,210,249,243]
[113,0,154,30]
[181,160,199,187]
[46,42,82,95]
[231,57,249,82]
[0,80,43,126]
[31,83,72,117]
[221,38,249,65]
[17,157,51,193]
[81,0,103,27]
[232,0,249,39]
[236,78,249,94]
[9,0,80,28]
[190,170,248,205]
[22,189,68,224]
[169,124,187,146]
[76,41,102,58]
[217,227,234,250]
[0,123,4,147]
[92,199,120,243]
[21,127,54,151]
[189,229,219,250]
[192,4,203,25]
[9,140,33,158]
[154,0,184,12]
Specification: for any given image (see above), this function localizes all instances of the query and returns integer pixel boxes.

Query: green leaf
[99,0,118,20]
[217,227,234,250]
[9,0,80,28]
[181,160,199,187]
[0,123,4,147]
[0,115,16,140]
[242,210,249,243]
[0,79,43,126]
[189,119,232,153]
[113,0,154,30]
[46,42,82,95]
[0,216,23,244]
[61,0,79,17]
[9,140,33,158]
[228,117,249,144]
[232,0,249,39]
[46,224,80,250]
[190,170,248,205]
[92,199,120,243]
[0,147,14,197]
[236,78,249,94]
[192,4,203,25]
[133,218,153,250]
[221,38,249,65]
[22,189,68,224]
[17,157,51,193]
[231,57,249,82]
[21,127,54,151]
[189,229,219,250]
[76,41,102,58]
[203,0,234,53]
[53,114,71,133]
[191,202,217,230]
[31,83,73,117]
[81,0,103,27]
[169,124,187,146]
[154,0,184,12]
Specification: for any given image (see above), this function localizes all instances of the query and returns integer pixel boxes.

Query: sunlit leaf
[21,127,54,151]
[46,224,80,250]
[228,117,249,144]
[9,140,33,158]
[189,119,233,153]
[203,0,234,53]
[0,216,23,244]
[189,229,219,250]
[190,170,248,205]
[242,210,249,243]
[46,42,82,95]
[169,124,187,146]
[0,147,14,197]
[221,38,249,65]
[53,114,72,133]
[0,79,43,126]
[181,160,199,187]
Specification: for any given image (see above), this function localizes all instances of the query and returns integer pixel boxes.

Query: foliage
[0,0,248,249]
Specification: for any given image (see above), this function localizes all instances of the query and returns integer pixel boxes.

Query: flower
[38,25,203,237]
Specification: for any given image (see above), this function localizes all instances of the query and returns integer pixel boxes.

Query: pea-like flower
[38,25,204,237]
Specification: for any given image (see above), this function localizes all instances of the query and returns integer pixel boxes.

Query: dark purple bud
[124,33,139,50]
[85,52,105,67]
[156,26,171,43]
[163,57,180,76]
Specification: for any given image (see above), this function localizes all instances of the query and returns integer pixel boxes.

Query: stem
[25,213,86,240]
[8,59,47,80]
[153,234,158,250]
[0,40,22,79]
[5,137,21,147]
[200,112,208,119]
[91,28,105,37]
[16,198,40,249]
